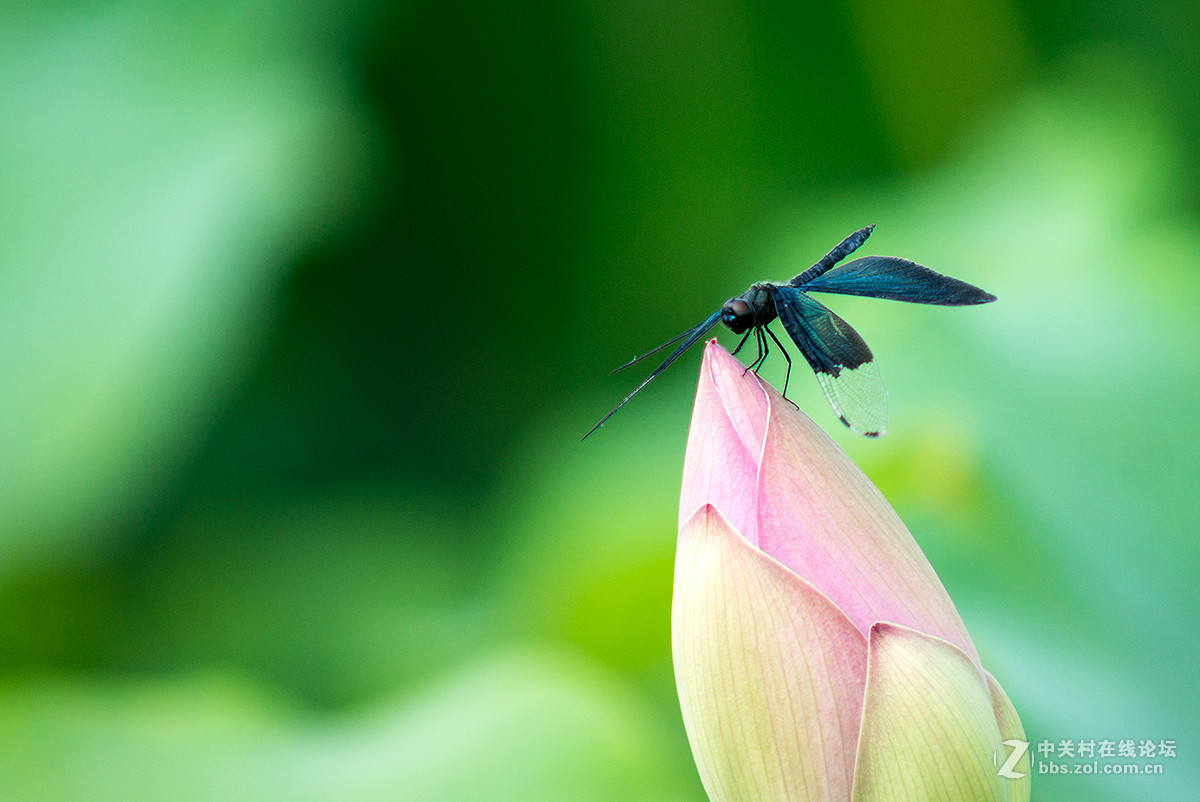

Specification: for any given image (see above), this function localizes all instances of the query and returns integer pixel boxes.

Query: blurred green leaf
[117,487,489,706]
[845,0,1031,164]
[0,649,697,801]
[491,402,686,682]
[0,2,366,570]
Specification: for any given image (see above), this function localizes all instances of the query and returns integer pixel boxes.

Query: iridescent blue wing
[583,311,722,439]
[795,256,996,306]
[771,286,887,437]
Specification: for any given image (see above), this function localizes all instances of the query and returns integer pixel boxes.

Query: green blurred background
[1,0,1197,799]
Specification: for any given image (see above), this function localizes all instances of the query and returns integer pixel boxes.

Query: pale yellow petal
[852,623,1011,802]
[674,504,867,801]
[985,671,1031,802]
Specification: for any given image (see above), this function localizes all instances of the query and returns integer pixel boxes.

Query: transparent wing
[772,286,888,437]
[797,256,996,306]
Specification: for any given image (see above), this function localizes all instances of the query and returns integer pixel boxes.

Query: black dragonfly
[583,225,995,440]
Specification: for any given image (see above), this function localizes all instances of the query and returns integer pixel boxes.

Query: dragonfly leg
[747,326,770,372]
[731,329,753,356]
[741,328,759,374]
[764,325,798,408]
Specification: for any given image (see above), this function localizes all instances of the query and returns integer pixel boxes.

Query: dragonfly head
[720,297,756,335]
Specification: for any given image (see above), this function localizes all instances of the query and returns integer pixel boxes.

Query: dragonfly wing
[796,256,996,306]
[583,311,722,439]
[772,286,887,437]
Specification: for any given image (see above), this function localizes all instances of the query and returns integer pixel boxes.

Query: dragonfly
[583,225,995,440]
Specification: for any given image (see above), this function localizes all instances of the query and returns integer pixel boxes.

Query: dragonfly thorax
[720,284,777,334]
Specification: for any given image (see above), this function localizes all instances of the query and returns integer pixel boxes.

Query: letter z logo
[995,739,1029,779]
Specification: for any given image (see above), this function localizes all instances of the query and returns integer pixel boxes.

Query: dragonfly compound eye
[720,299,755,334]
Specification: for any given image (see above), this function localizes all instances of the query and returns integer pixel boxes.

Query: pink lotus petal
[683,341,978,668]
[755,384,978,667]
[678,340,769,546]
